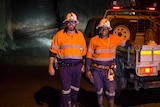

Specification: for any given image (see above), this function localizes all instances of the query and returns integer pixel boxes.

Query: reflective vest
[86,34,125,61]
[50,29,87,59]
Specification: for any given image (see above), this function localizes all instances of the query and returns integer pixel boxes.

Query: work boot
[108,99,114,107]
[68,101,72,107]
[98,96,104,107]
[72,104,79,107]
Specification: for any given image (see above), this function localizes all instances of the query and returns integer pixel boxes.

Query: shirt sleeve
[79,31,87,56]
[85,37,95,71]
[115,35,126,46]
[86,37,94,59]
[49,31,60,56]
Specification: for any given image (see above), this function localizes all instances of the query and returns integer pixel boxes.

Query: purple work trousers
[92,67,116,99]
[59,63,82,107]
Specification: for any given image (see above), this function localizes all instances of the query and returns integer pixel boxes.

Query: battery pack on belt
[59,61,82,67]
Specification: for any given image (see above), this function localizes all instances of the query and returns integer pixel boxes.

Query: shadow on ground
[115,88,160,107]
[34,86,99,107]
[34,86,61,107]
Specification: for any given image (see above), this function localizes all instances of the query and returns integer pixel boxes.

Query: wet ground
[1,33,160,107]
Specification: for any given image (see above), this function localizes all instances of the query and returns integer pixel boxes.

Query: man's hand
[48,57,56,76]
[48,66,55,76]
[86,71,94,83]
[81,65,85,73]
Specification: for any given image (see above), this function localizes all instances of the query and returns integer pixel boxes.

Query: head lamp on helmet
[96,18,112,31]
[63,12,79,24]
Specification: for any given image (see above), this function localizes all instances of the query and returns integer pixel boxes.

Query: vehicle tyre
[111,19,136,41]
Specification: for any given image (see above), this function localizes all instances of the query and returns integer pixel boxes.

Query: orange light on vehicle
[112,6,121,10]
[140,67,153,75]
[146,7,156,11]
[138,66,158,76]
[144,67,152,73]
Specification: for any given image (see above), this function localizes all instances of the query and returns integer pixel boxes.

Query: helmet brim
[63,20,79,24]
[96,26,112,31]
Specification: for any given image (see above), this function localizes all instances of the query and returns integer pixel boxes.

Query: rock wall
[0,0,7,51]
[0,0,160,51]
[11,0,111,35]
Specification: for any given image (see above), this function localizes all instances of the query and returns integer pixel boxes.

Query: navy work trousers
[92,67,116,99]
[59,63,82,107]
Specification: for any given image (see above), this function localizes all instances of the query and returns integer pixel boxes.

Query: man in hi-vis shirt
[48,12,86,107]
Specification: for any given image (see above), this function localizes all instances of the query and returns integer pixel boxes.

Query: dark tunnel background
[8,0,112,52]
[0,0,159,64]
[1,1,160,107]
[11,0,160,36]
[12,0,58,36]
[11,0,111,38]
[0,0,160,52]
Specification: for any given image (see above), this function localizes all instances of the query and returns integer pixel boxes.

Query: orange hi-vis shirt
[50,29,87,60]
[86,34,126,62]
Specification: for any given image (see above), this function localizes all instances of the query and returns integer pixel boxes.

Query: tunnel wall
[0,0,160,51]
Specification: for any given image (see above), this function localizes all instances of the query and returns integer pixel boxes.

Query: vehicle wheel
[111,19,136,41]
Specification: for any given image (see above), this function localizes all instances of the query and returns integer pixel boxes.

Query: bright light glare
[36,37,52,47]
[148,7,156,11]
[112,6,121,10]
[144,67,152,73]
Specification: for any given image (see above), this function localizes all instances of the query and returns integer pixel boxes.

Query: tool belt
[93,63,115,81]
[59,61,82,67]
[93,63,116,70]
[93,63,112,70]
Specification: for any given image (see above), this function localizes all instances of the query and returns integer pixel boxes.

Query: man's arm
[48,50,57,76]
[85,58,94,83]
[48,57,56,76]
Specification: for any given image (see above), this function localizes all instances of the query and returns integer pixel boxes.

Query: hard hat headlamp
[96,19,112,31]
[63,12,79,24]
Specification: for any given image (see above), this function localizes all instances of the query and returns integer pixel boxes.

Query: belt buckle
[98,65,103,69]
[94,64,109,70]
[104,66,109,70]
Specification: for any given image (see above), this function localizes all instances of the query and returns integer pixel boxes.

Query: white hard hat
[96,18,112,31]
[63,12,79,24]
